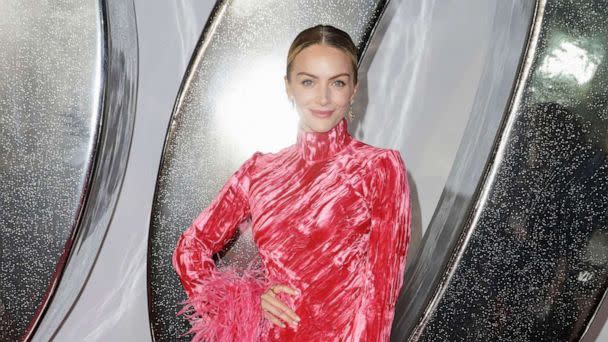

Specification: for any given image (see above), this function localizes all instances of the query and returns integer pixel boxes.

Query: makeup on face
[286,44,357,133]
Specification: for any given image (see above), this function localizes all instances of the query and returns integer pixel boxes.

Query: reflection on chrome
[216,56,297,159]
[538,36,603,85]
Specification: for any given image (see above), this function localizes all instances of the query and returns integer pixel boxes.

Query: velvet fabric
[173,118,411,341]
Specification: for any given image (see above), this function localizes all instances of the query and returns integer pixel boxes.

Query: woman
[173,24,411,342]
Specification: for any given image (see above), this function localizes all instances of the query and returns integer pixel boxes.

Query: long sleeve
[363,150,411,342]
[172,152,259,298]
[172,152,271,342]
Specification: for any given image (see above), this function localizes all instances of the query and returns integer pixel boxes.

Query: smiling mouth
[310,109,334,118]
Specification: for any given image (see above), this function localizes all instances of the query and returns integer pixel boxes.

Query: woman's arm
[172,152,260,299]
[363,150,411,341]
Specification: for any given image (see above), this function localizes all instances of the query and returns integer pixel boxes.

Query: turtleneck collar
[296,118,352,161]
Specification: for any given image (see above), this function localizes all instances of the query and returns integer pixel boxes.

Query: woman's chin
[300,115,342,133]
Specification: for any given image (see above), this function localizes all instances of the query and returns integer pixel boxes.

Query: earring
[346,101,355,121]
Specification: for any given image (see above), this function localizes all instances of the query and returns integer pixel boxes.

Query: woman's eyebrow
[296,72,351,79]
[329,73,351,79]
[296,72,318,78]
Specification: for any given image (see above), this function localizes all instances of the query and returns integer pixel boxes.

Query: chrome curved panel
[353,1,536,340]
[32,1,138,340]
[413,0,608,340]
[0,1,103,341]
[147,1,387,340]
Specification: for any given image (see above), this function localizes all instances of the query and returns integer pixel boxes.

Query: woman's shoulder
[348,139,406,196]
[349,138,405,167]
[240,144,295,169]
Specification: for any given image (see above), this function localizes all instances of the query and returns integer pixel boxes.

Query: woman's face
[285,44,358,133]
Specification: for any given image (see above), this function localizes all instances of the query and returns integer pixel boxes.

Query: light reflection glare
[538,39,602,85]
[216,56,297,159]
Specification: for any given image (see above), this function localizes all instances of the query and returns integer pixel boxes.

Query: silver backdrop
[0,1,103,340]
[0,1,138,341]
[0,0,607,341]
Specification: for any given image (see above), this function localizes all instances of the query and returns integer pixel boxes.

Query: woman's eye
[334,80,346,87]
[301,79,313,86]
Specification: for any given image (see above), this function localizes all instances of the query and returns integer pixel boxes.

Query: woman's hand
[261,284,301,329]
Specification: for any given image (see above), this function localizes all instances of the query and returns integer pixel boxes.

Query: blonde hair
[286,25,358,84]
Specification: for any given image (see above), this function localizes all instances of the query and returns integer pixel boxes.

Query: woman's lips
[310,109,334,118]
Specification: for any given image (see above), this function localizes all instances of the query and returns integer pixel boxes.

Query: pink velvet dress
[172,118,411,341]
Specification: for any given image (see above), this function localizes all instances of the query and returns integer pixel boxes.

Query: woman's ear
[351,81,359,102]
[284,75,292,100]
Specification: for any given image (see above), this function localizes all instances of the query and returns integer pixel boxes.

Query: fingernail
[295,316,301,322]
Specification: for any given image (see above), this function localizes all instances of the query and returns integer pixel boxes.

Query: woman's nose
[317,84,330,105]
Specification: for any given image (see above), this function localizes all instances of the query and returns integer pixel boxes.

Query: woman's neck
[295,118,351,161]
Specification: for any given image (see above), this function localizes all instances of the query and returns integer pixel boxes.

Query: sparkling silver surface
[32,0,138,340]
[147,0,386,340]
[0,1,103,341]
[415,0,608,340]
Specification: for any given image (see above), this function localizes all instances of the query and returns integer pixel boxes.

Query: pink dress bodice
[173,118,411,341]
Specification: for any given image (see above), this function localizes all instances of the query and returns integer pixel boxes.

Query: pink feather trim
[177,257,272,342]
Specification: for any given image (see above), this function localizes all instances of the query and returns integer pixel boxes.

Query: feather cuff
[177,257,271,342]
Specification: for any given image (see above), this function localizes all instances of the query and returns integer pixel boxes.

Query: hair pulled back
[286,25,358,84]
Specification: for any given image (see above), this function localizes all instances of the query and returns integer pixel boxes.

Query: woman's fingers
[261,298,294,328]
[267,285,301,322]
[272,284,300,297]
[261,292,299,327]
[271,285,300,322]
[262,309,286,328]
[260,284,302,328]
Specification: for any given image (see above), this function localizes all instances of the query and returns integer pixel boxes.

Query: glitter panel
[32,0,138,339]
[0,1,103,341]
[416,1,608,340]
